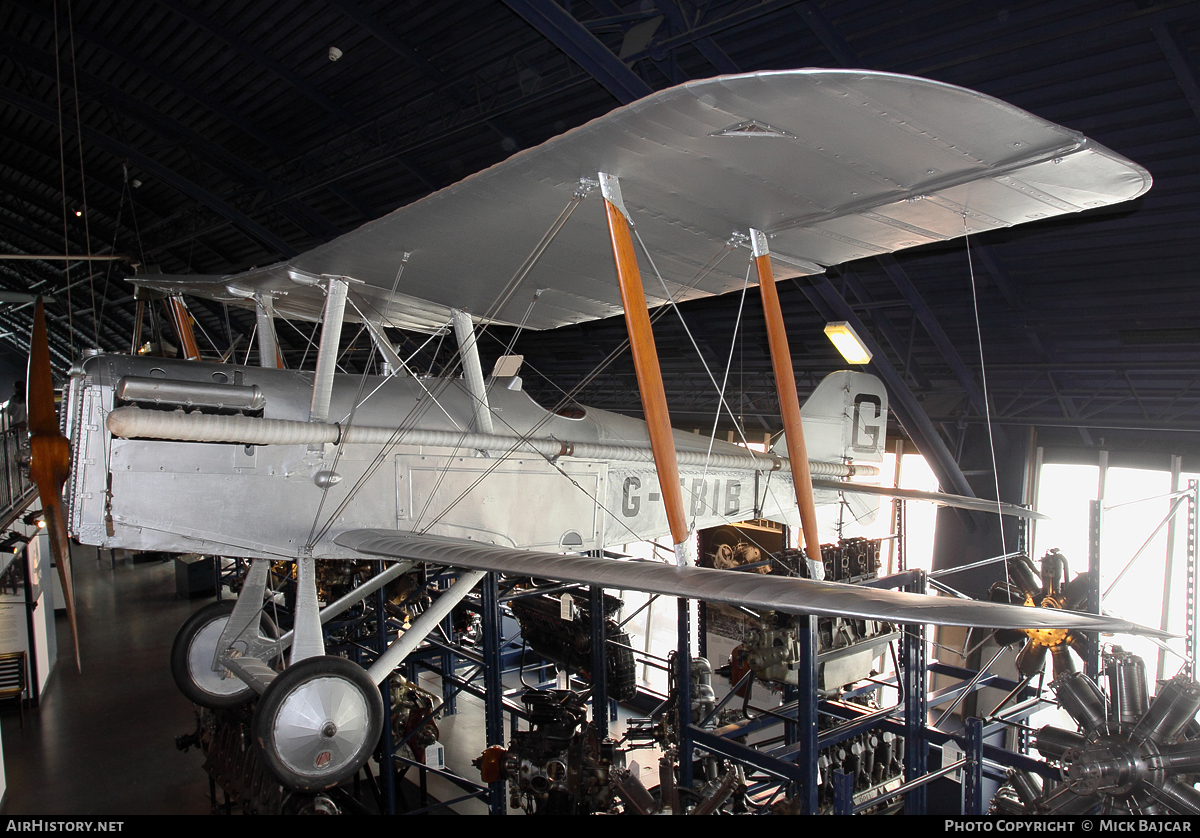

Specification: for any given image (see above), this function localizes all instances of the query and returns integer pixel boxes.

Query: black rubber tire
[170,600,265,709]
[253,655,384,792]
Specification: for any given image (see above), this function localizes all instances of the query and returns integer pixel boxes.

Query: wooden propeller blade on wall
[28,298,79,671]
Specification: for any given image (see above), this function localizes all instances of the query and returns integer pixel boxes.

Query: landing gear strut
[170,600,276,709]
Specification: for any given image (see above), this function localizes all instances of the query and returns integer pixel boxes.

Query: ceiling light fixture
[823,321,872,365]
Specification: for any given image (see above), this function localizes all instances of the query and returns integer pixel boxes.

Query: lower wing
[335,530,1158,635]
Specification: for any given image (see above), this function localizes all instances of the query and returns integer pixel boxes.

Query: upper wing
[334,530,1160,635]
[134,70,1150,333]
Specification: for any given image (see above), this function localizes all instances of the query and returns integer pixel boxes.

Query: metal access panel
[67,374,112,546]
[397,454,607,551]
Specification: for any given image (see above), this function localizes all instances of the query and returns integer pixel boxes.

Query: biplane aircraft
[27,69,1157,792]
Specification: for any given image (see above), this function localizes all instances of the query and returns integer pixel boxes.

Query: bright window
[814,450,939,572]
[1034,463,1194,676]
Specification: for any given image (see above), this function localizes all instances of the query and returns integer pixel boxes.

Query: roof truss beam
[502,0,654,104]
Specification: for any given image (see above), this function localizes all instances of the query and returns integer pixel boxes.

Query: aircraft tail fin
[771,371,889,524]
[776,370,888,466]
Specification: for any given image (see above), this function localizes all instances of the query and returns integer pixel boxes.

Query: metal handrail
[0,425,33,529]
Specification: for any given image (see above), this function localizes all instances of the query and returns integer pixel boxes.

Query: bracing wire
[292,190,779,561]
[963,219,1008,559]
[633,228,758,450]
[65,0,98,349]
[694,265,752,531]
[52,0,74,357]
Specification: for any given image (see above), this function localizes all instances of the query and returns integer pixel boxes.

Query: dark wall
[930,425,1031,599]
[0,350,26,403]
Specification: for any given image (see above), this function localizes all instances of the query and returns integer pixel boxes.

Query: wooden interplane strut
[600,173,692,564]
[752,230,824,572]
[167,296,201,362]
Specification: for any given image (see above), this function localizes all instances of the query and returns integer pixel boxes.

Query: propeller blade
[27,298,58,437]
[27,298,79,671]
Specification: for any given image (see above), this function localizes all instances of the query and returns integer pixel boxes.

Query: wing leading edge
[334,530,1162,636]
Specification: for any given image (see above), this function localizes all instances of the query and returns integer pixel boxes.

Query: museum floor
[0,552,213,816]
[0,549,510,817]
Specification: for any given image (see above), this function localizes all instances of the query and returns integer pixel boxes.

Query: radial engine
[993,648,1200,815]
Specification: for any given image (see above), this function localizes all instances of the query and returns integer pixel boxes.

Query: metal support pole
[366,570,485,685]
[1087,500,1102,679]
[481,572,506,815]
[833,767,855,815]
[1159,456,1183,681]
[274,561,411,649]
[797,613,819,814]
[362,315,409,376]
[451,309,494,436]
[309,277,349,425]
[291,556,326,665]
[903,569,928,815]
[376,579,397,814]
[782,682,798,751]
[889,440,904,574]
[590,585,609,737]
[1188,482,1198,680]
[254,295,281,369]
[677,598,693,806]
[963,717,983,815]
[440,592,458,715]
[130,298,145,355]
[2,430,11,509]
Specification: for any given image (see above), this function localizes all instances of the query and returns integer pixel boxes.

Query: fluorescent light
[824,321,872,364]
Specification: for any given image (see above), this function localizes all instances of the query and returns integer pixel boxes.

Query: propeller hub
[1023,593,1070,648]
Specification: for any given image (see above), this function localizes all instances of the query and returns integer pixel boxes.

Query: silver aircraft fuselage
[66,354,870,561]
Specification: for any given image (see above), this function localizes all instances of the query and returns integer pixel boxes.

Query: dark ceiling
[2,0,1199,491]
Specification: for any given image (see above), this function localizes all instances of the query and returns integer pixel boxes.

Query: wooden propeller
[28,298,79,671]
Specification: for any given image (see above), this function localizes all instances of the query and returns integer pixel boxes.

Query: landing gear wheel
[253,655,384,792]
[171,600,276,709]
